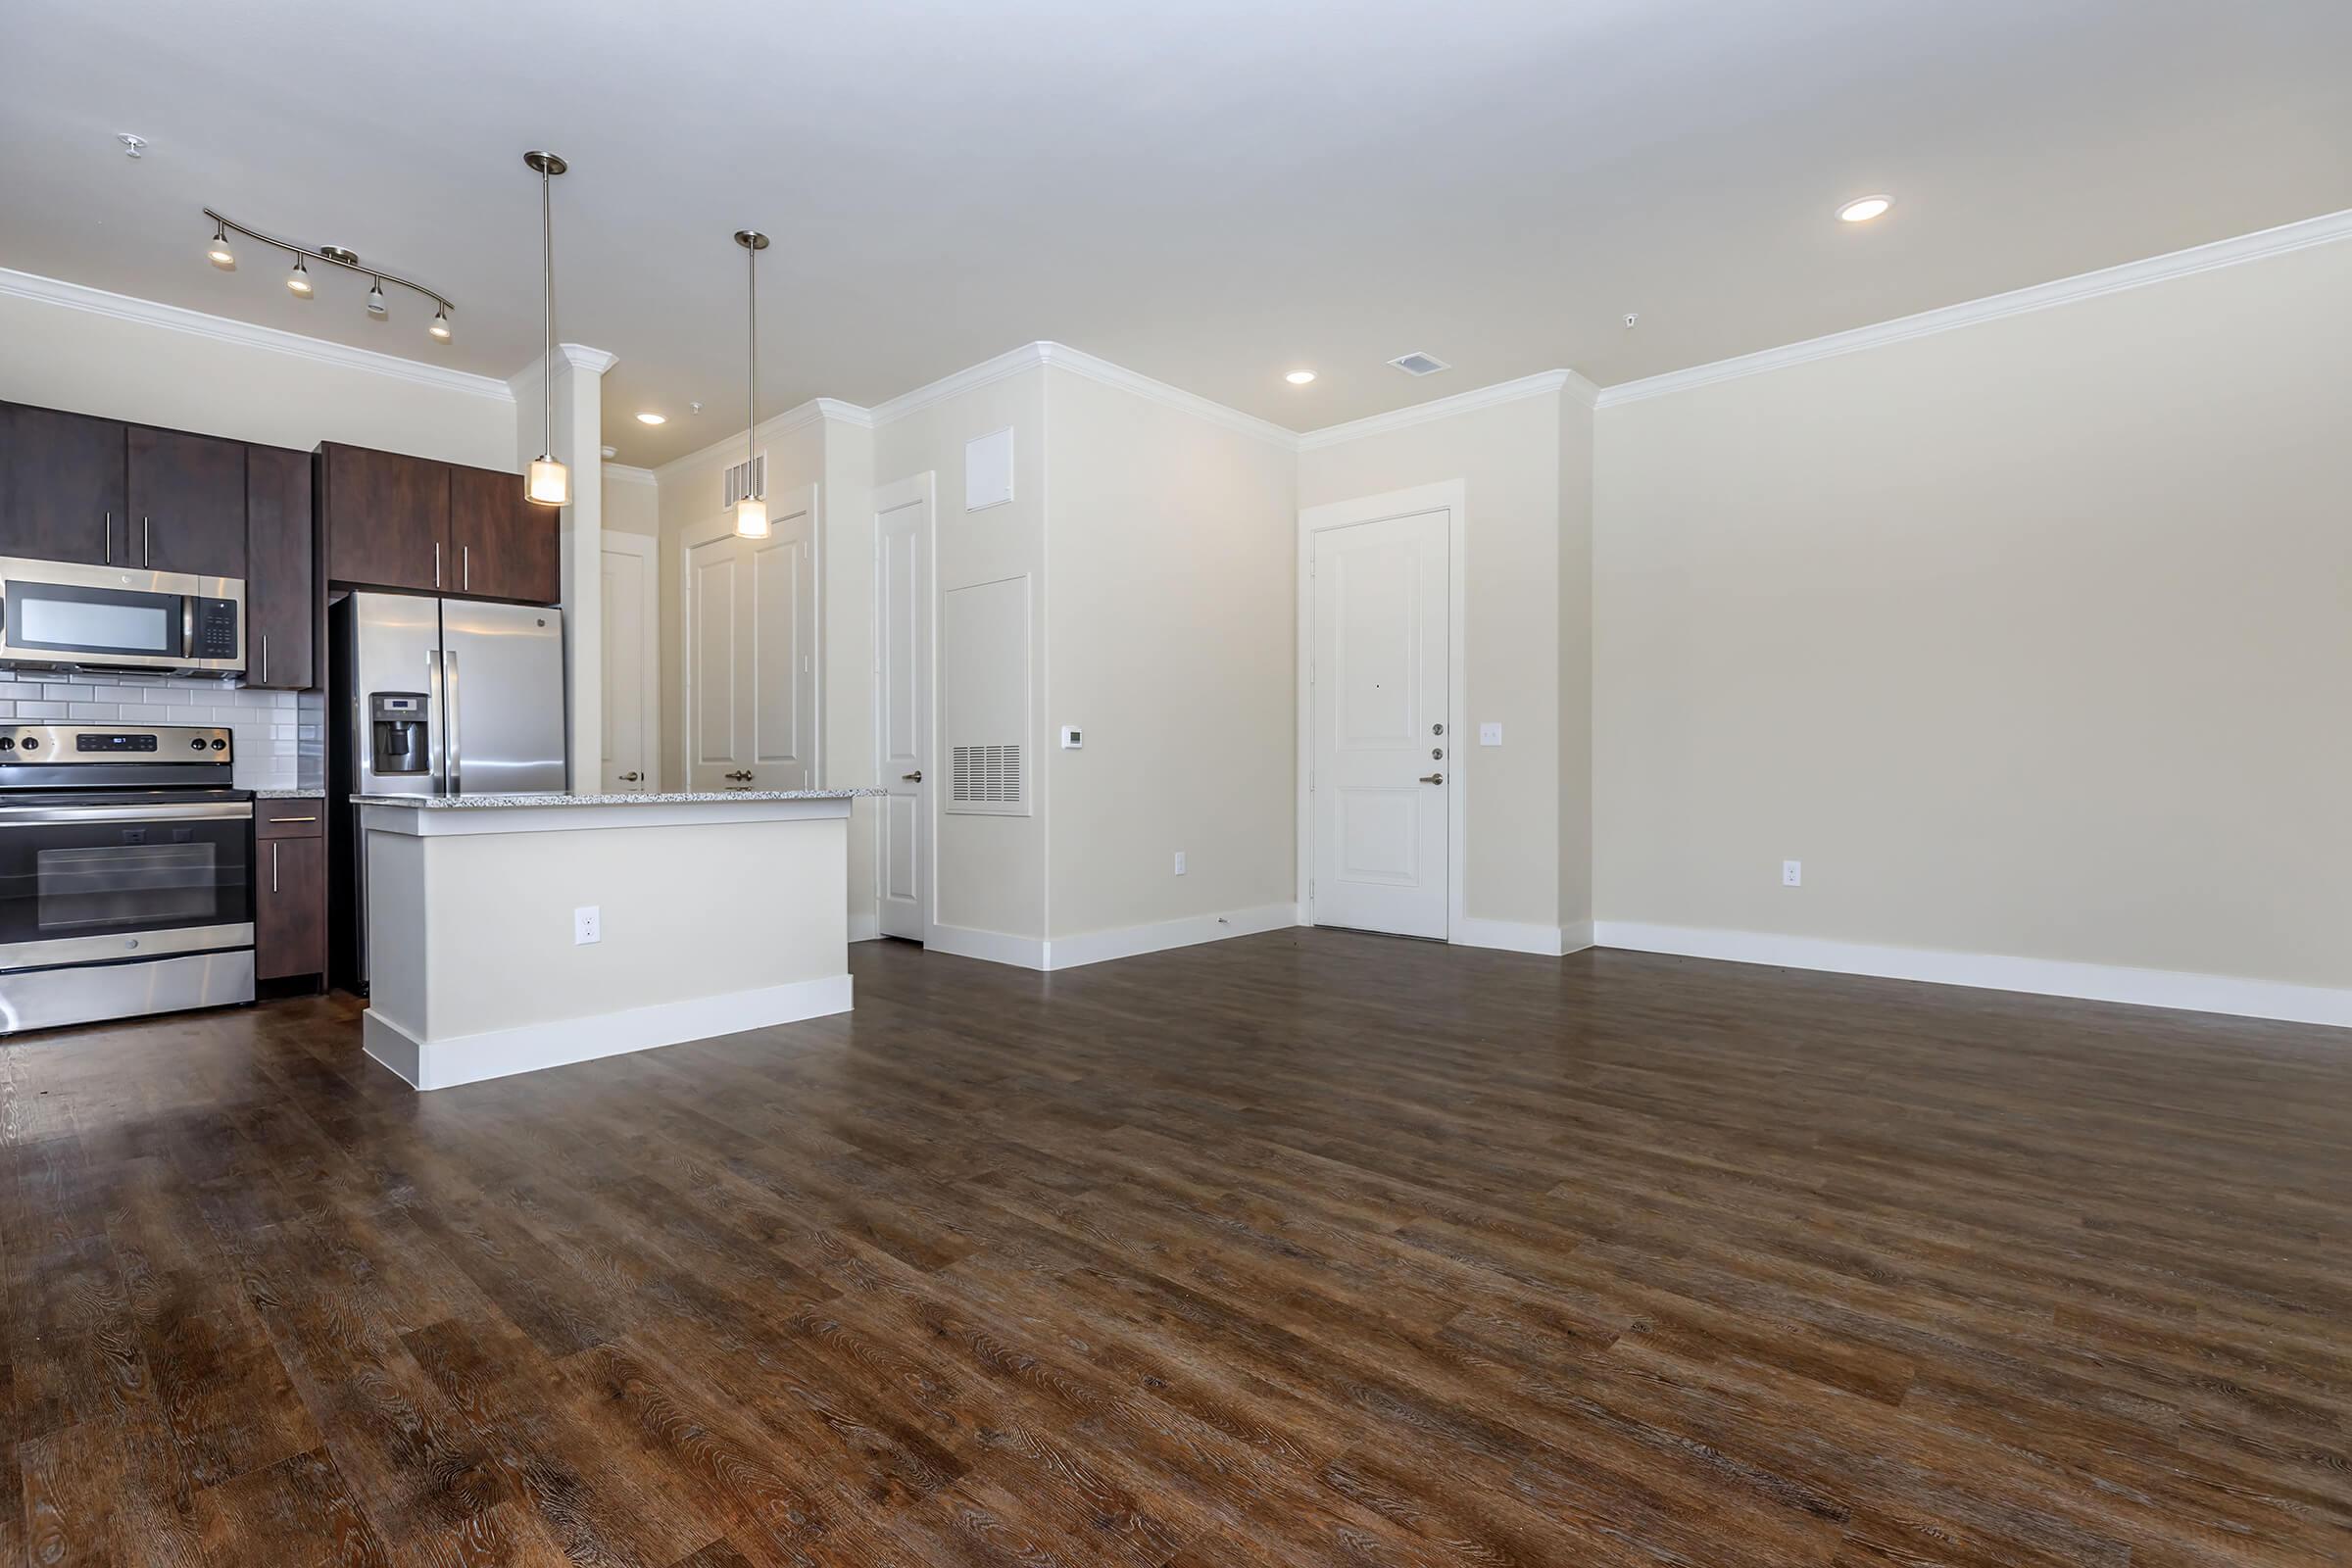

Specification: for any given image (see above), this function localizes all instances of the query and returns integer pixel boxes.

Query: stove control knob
[0,737,14,751]
[20,738,36,752]
[191,738,208,750]
[210,738,227,751]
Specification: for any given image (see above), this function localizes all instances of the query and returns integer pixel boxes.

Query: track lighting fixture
[199,208,455,341]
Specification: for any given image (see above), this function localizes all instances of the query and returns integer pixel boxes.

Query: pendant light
[523,151,570,508]
[732,229,771,538]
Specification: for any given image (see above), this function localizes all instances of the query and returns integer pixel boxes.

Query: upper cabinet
[245,446,315,690]
[0,403,127,566]
[449,466,561,605]
[321,445,557,604]
[127,425,248,578]
[321,443,450,593]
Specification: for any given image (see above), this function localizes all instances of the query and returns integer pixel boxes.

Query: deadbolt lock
[1431,748,1444,760]
[1432,722,1444,736]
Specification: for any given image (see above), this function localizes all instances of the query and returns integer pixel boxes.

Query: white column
[510,344,614,787]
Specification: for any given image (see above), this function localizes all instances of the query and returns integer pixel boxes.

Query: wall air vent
[951,743,1023,808]
[722,453,766,511]
[1387,351,1452,377]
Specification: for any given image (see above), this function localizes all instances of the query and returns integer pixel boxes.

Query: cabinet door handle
[270,841,280,895]
[143,515,151,565]
[261,632,270,686]
[270,815,318,824]
[463,544,470,591]
[104,511,112,564]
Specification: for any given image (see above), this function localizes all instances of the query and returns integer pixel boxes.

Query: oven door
[0,557,244,674]
[0,800,253,969]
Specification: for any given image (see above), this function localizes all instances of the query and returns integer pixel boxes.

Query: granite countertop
[255,787,326,800]
[353,788,883,809]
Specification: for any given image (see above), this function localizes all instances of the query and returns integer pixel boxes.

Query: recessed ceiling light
[1838,195,1892,223]
[1285,370,1316,385]
[635,412,666,425]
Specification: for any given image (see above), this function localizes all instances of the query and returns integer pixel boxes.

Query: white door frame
[680,481,822,789]
[872,472,937,943]
[1297,480,1467,941]
[599,529,661,791]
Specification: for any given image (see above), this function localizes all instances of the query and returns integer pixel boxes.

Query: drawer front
[255,799,325,838]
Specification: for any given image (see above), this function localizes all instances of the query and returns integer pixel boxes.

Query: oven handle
[0,803,254,827]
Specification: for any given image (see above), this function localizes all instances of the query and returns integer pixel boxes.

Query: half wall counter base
[356,791,873,1090]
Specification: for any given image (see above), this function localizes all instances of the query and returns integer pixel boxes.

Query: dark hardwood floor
[4,930,2348,1566]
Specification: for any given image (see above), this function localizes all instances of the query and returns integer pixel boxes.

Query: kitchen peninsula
[355,788,876,1089]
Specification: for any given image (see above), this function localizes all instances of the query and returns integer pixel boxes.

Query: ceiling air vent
[722,453,766,511]
[1388,351,1452,377]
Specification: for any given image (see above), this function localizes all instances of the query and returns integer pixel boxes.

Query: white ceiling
[4,0,2347,466]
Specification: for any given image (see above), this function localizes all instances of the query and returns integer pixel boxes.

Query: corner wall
[1592,234,2352,997]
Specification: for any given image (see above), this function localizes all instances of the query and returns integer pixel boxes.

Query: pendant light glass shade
[524,151,569,509]
[733,495,769,539]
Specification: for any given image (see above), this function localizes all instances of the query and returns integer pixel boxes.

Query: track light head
[427,307,452,342]
[207,221,235,270]
[366,278,387,318]
[285,255,313,297]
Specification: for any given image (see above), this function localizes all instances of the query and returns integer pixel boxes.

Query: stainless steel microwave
[0,557,245,675]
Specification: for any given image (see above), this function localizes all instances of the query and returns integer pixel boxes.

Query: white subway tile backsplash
[1,668,311,789]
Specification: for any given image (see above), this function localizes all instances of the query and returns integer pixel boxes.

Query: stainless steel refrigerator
[329,592,565,990]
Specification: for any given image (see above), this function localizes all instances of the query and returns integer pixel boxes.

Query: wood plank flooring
[4,929,2349,1566]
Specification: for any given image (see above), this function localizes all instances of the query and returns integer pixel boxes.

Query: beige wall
[873,368,1051,940]
[0,285,517,466]
[1592,238,2352,989]
[1557,394,1595,940]
[603,471,660,535]
[1043,368,1298,939]
[1298,391,1567,933]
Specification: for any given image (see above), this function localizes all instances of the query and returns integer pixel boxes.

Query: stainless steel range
[0,723,254,1032]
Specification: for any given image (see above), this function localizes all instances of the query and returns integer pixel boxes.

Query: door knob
[620,771,641,782]
[903,769,922,782]
[1419,772,1445,785]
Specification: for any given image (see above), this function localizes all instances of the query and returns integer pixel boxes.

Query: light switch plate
[1782,861,1802,887]
[1479,722,1503,746]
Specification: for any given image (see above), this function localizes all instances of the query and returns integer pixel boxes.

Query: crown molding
[1296,369,1575,451]
[558,343,618,375]
[866,343,1049,427]
[651,395,866,484]
[0,267,518,403]
[1035,342,1300,448]
[602,464,658,488]
[1595,206,2352,409]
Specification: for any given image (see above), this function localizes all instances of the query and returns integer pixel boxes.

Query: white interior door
[1309,510,1449,938]
[684,484,818,792]
[874,477,933,942]
[599,533,658,792]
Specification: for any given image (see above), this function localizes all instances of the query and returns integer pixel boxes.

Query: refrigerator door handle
[445,647,462,797]
[426,646,447,792]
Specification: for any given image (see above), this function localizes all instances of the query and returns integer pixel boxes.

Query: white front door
[685,485,818,792]
[1309,510,1449,939]
[599,533,658,791]
[873,477,933,942]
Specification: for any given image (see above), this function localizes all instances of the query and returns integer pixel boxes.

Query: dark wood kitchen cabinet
[449,464,560,603]
[321,442,450,592]
[0,402,127,566]
[245,445,315,689]
[126,425,248,577]
[255,820,327,983]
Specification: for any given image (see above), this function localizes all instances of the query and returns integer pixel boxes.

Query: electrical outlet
[1782,860,1802,888]
[1172,851,1187,876]
[1479,722,1503,746]
[574,906,602,944]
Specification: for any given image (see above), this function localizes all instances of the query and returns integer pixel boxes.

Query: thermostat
[1059,725,1084,750]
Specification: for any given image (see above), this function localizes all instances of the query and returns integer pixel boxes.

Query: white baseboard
[1044,902,1299,971]
[1592,921,2352,1030]
[926,923,1050,969]
[361,972,857,1090]
[1451,917,1593,957]
[849,912,880,943]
